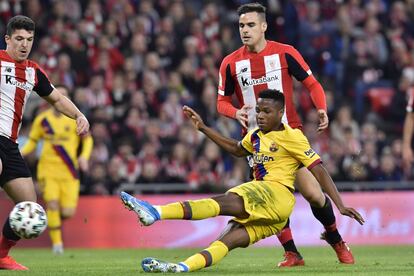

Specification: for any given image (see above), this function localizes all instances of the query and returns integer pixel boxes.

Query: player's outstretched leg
[120,192,160,226]
[141,258,188,273]
[276,219,305,267]
[0,220,28,270]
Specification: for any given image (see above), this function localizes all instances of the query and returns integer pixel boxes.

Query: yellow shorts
[38,177,80,209]
[227,180,295,245]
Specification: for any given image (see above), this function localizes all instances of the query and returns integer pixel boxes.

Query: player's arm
[34,67,89,136]
[402,111,414,172]
[286,131,364,225]
[20,115,43,156]
[286,47,328,131]
[309,164,364,225]
[183,106,250,157]
[78,134,94,172]
[44,89,89,136]
[216,58,251,129]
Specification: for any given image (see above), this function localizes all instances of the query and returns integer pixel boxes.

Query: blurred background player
[0,16,89,270]
[216,3,352,266]
[21,85,93,254]
[120,90,364,273]
[402,87,414,177]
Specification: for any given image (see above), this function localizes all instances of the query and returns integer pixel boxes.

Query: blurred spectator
[373,149,403,181]
[330,105,360,143]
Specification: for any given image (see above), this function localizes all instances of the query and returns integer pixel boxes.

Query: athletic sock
[311,196,342,244]
[0,219,20,258]
[277,220,301,255]
[47,209,62,246]
[158,199,220,220]
[182,240,229,272]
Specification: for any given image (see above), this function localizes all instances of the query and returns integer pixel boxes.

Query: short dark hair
[6,15,35,36]
[258,89,285,107]
[237,3,266,17]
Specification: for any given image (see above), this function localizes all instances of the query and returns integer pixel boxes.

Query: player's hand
[339,206,365,225]
[317,109,329,132]
[236,105,251,129]
[183,106,205,130]
[78,157,89,172]
[76,115,90,136]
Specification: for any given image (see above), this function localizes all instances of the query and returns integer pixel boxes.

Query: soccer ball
[9,201,47,239]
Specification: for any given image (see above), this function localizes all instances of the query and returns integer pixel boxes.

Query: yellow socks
[182,241,229,272]
[47,209,62,246]
[159,199,220,220]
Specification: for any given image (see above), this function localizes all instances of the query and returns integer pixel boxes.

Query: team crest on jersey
[269,142,278,152]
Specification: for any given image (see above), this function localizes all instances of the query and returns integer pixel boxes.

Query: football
[9,201,47,239]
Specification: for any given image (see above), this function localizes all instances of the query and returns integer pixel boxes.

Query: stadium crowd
[1,0,413,194]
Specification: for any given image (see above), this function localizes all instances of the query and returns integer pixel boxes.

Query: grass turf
[1,246,413,275]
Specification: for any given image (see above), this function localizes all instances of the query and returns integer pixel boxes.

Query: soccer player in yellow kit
[120,89,364,273]
[21,85,93,254]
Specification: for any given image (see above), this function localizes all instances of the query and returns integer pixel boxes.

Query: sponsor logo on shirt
[240,75,279,87]
[252,152,274,164]
[304,148,316,158]
[5,75,33,91]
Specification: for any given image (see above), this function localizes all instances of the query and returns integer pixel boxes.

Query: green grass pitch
[2,246,414,275]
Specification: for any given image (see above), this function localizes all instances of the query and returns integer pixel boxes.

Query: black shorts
[0,136,31,187]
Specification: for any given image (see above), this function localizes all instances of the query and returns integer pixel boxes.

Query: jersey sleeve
[34,67,54,97]
[285,46,311,81]
[285,46,327,111]
[217,57,235,96]
[284,129,321,169]
[20,115,43,155]
[239,129,254,154]
[217,56,238,118]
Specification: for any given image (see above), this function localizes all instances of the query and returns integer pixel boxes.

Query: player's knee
[213,193,248,218]
[47,200,60,210]
[61,208,76,219]
[303,191,325,207]
[219,222,250,250]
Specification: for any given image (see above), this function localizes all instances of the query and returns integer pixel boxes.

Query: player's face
[5,29,34,62]
[256,98,284,133]
[239,12,267,47]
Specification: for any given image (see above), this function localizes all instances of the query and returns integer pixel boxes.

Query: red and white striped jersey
[0,50,54,142]
[217,40,322,130]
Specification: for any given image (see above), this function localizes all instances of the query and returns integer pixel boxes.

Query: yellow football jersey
[21,109,93,179]
[240,124,321,190]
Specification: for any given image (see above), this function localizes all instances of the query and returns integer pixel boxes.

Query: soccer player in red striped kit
[0,16,89,270]
[217,3,354,266]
